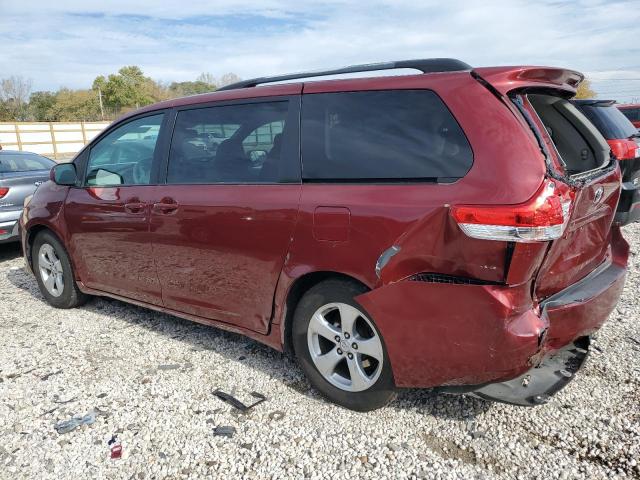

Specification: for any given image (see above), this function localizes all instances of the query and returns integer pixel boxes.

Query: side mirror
[50,163,77,186]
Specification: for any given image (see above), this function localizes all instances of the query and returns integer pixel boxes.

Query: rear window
[0,153,54,173]
[576,105,637,139]
[301,90,473,181]
[619,107,640,122]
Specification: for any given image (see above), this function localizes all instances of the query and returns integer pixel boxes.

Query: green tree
[93,66,161,112]
[29,91,57,121]
[48,89,101,121]
[168,80,214,97]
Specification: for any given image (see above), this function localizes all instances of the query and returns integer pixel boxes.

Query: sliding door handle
[124,202,147,214]
[152,200,179,215]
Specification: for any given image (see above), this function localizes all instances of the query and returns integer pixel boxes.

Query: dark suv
[20,59,628,411]
[574,100,640,225]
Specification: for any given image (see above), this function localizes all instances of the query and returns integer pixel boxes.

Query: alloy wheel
[38,243,64,297]
[307,302,384,392]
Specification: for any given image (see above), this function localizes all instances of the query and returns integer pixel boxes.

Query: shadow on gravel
[0,242,22,261]
[6,265,492,419]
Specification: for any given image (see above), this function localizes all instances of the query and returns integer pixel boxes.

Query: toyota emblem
[593,186,604,204]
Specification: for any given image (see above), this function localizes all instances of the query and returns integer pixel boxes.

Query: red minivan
[20,59,628,411]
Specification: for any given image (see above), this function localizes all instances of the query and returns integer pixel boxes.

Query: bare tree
[196,72,217,87]
[218,73,241,87]
[0,76,33,120]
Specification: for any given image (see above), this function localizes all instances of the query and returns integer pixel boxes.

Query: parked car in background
[0,151,55,243]
[617,103,640,129]
[20,59,628,411]
[573,100,640,225]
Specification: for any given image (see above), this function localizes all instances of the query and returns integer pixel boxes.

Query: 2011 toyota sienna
[20,59,629,411]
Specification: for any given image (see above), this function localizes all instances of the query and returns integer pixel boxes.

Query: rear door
[150,96,301,334]
[65,112,167,304]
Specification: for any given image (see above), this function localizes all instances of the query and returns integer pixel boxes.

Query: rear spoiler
[472,66,584,96]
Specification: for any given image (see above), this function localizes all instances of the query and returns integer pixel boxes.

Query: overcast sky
[1,0,639,102]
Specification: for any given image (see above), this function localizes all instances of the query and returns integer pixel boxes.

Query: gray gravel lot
[1,226,639,480]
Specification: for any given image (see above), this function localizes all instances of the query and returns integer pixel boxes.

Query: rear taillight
[608,139,640,160]
[0,187,8,198]
[451,180,574,243]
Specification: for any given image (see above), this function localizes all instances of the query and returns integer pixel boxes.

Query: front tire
[33,230,88,309]
[292,279,396,411]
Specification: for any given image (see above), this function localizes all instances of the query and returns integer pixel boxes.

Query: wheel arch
[280,270,370,354]
[25,224,68,273]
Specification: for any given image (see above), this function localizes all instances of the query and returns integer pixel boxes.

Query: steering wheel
[132,156,152,184]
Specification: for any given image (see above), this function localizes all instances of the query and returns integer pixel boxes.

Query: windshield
[0,153,55,173]
[577,105,637,140]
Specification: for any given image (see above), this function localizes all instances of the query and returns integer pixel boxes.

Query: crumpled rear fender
[356,280,546,388]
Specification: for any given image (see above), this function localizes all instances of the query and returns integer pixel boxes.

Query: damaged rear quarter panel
[356,281,546,387]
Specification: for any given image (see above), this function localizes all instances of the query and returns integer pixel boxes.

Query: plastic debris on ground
[108,435,122,459]
[54,409,97,434]
[213,389,266,413]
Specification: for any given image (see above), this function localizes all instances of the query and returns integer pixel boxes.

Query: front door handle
[152,199,179,215]
[124,202,147,214]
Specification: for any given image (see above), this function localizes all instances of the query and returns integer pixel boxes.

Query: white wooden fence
[0,122,110,160]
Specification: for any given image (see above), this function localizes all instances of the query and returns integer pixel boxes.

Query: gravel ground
[1,226,639,480]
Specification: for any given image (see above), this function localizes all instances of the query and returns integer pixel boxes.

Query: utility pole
[98,88,104,120]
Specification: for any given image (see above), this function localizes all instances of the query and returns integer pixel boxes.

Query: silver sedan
[0,150,55,243]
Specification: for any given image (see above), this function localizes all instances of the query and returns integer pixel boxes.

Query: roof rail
[218,58,472,91]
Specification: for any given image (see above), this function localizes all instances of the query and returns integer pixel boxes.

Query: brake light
[0,187,8,199]
[608,139,640,160]
[451,180,574,243]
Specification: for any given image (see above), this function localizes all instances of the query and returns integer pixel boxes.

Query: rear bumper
[0,219,19,243]
[469,337,590,406]
[356,228,629,398]
[0,209,22,243]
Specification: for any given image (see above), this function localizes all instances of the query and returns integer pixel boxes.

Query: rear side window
[301,90,473,181]
[577,105,637,139]
[0,153,54,173]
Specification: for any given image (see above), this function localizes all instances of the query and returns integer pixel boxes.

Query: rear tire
[32,230,88,309]
[292,279,396,411]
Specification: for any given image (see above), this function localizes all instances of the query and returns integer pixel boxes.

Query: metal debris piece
[213,389,266,413]
[213,426,236,438]
[54,409,97,434]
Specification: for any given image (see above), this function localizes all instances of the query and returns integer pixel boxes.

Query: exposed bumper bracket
[469,337,590,406]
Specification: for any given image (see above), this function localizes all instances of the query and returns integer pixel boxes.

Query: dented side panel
[356,281,545,387]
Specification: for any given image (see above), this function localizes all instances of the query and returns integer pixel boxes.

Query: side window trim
[158,96,301,185]
[81,110,170,188]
